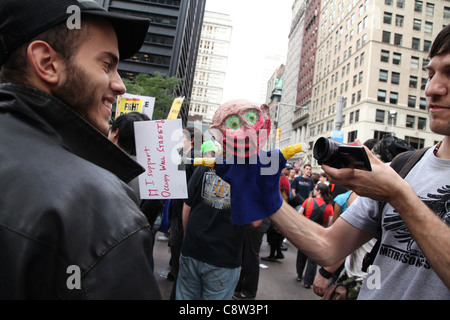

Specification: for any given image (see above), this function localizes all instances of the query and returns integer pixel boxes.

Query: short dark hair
[110,112,150,156]
[0,22,85,84]
[429,24,450,58]
[184,127,204,151]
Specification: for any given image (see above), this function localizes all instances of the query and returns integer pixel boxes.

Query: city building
[266,64,285,150]
[95,0,206,126]
[304,0,448,169]
[259,53,287,105]
[277,0,309,159]
[188,11,232,130]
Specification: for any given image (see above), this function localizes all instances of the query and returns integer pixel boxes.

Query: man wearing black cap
[0,0,161,299]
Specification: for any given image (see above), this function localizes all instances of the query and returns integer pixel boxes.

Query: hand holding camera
[313,137,372,171]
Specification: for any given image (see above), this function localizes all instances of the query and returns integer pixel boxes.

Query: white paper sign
[134,119,187,199]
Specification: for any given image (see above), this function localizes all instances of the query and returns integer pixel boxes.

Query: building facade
[303,0,448,169]
[278,0,309,156]
[95,0,206,126]
[188,11,232,125]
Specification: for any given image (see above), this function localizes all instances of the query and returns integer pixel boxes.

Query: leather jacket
[0,84,161,299]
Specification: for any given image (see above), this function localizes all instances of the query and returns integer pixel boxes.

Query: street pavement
[152,231,320,301]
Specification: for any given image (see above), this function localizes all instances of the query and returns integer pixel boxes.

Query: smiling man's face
[52,18,126,135]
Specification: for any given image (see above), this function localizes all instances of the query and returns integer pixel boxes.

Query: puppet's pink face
[209,100,271,157]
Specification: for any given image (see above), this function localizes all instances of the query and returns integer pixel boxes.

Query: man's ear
[26,41,63,85]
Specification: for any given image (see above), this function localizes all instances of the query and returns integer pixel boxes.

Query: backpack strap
[361,147,430,273]
[309,199,328,226]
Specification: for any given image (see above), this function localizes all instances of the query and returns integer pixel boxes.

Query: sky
[205,0,294,104]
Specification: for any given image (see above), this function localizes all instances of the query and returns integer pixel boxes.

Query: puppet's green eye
[246,111,258,125]
[225,116,241,130]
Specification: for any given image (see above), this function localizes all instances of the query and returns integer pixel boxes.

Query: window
[385,0,392,5]
[405,136,424,149]
[384,12,392,24]
[395,15,404,27]
[348,130,358,143]
[382,31,391,44]
[397,0,405,9]
[426,3,434,16]
[391,72,400,85]
[413,19,421,31]
[374,130,392,140]
[408,95,417,108]
[418,117,427,130]
[425,21,433,34]
[411,56,420,70]
[359,71,363,84]
[423,40,432,52]
[393,52,401,65]
[420,98,427,110]
[378,90,387,102]
[379,69,388,82]
[421,77,427,90]
[360,52,365,65]
[355,110,360,122]
[381,50,390,62]
[414,0,423,13]
[409,76,418,88]
[394,33,402,46]
[406,115,415,128]
[390,92,398,104]
[412,38,420,50]
[445,7,450,19]
[376,109,386,123]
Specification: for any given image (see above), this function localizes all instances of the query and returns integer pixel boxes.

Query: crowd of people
[0,0,449,300]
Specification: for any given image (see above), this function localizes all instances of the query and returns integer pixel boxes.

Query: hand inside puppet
[193,99,302,225]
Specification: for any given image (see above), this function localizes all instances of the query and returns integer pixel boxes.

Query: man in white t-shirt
[245,26,450,299]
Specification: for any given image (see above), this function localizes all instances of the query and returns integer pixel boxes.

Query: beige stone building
[189,11,232,125]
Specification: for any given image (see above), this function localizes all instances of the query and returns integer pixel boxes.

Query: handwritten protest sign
[116,93,155,119]
[134,119,187,199]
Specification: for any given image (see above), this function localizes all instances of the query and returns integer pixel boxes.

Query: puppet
[192,99,302,225]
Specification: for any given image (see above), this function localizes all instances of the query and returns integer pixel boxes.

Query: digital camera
[313,137,372,171]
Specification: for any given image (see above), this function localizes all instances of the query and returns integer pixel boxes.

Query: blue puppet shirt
[213,150,287,225]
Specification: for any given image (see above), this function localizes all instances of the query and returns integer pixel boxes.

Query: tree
[122,72,183,120]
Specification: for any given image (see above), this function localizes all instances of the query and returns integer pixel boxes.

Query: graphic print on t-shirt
[380,185,450,269]
[201,170,231,210]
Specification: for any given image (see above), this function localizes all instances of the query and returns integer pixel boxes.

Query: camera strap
[361,147,430,273]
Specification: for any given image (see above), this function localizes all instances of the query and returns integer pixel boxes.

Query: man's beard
[51,60,107,135]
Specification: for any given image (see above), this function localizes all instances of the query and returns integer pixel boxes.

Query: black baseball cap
[0,0,150,67]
